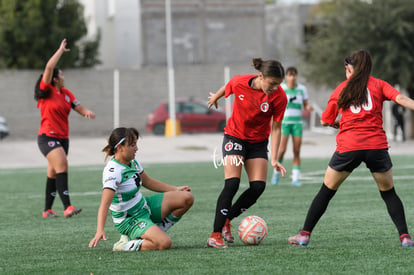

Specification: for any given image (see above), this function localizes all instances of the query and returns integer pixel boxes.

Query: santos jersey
[321,76,400,153]
[102,158,146,224]
[37,79,80,138]
[224,74,287,143]
[281,83,308,124]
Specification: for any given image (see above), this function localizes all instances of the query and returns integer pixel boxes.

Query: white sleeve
[301,84,309,101]
[102,163,121,191]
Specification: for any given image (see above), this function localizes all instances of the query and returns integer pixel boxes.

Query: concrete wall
[0,64,330,140]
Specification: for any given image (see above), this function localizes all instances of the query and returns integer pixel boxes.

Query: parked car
[0,116,9,139]
[146,98,227,135]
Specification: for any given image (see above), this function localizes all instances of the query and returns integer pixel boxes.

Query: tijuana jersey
[224,74,288,143]
[321,76,400,153]
[37,79,80,138]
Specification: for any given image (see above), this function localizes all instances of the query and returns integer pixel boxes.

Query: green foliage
[0,0,100,69]
[1,157,414,274]
[304,0,414,90]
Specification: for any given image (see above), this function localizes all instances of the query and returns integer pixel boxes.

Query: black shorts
[222,134,268,160]
[328,149,392,173]
[37,134,69,157]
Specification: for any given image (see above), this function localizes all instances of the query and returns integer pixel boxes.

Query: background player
[271,67,313,186]
[35,39,95,218]
[288,50,414,248]
[206,58,287,248]
[89,127,193,251]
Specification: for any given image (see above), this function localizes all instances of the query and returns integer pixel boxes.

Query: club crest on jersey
[260,102,269,112]
[65,95,70,103]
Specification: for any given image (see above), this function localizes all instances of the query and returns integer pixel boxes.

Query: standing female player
[35,39,95,218]
[271,67,313,186]
[288,50,414,247]
[206,58,288,248]
[89,127,194,251]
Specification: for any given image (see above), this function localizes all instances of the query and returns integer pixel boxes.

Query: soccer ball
[237,215,268,245]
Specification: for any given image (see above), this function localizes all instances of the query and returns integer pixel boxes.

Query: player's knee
[182,191,194,209]
[249,181,266,197]
[157,236,172,250]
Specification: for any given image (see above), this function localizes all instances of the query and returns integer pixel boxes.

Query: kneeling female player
[89,127,194,251]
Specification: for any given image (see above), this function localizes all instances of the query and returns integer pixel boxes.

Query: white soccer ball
[237,215,268,245]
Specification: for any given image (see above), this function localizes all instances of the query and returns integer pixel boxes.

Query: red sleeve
[321,82,344,124]
[39,78,52,91]
[272,87,287,122]
[380,79,400,101]
[224,76,238,98]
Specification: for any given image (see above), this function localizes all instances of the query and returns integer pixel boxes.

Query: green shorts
[114,193,164,240]
[281,123,303,137]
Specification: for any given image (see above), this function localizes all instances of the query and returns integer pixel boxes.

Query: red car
[146,98,227,135]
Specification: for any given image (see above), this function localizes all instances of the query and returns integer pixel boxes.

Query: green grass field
[1,155,414,274]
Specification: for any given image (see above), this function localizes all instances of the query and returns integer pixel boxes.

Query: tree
[0,0,100,69]
[303,0,414,136]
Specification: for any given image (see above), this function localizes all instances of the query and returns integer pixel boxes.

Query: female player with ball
[89,127,194,251]
[206,58,287,248]
[289,50,414,247]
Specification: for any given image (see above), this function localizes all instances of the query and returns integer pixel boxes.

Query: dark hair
[252,58,285,79]
[337,50,372,110]
[286,67,298,75]
[34,68,60,101]
[102,127,140,160]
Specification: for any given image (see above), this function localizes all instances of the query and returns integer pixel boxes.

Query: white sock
[292,168,301,182]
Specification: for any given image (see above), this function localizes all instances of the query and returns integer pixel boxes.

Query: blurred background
[0,0,413,140]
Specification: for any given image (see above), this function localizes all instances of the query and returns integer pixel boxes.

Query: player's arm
[270,120,286,176]
[89,188,114,248]
[141,171,191,192]
[74,104,96,119]
[42,39,70,84]
[208,84,226,109]
[395,94,414,111]
[303,99,313,112]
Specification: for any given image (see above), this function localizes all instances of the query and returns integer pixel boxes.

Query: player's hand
[177,186,191,192]
[207,92,219,109]
[59,39,71,53]
[89,232,107,248]
[271,160,286,177]
[84,110,96,119]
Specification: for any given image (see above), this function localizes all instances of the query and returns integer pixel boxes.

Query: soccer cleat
[288,231,310,247]
[291,180,302,187]
[271,171,280,185]
[113,235,130,251]
[42,209,58,218]
[206,232,228,248]
[400,234,413,248]
[222,219,234,243]
[63,205,82,218]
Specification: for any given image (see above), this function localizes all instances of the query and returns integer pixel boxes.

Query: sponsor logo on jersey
[137,221,147,229]
[260,102,269,112]
[105,176,116,183]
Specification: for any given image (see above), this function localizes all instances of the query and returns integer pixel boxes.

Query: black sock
[228,181,266,219]
[303,183,337,232]
[45,177,57,211]
[380,187,408,236]
[213,178,240,232]
[56,172,71,209]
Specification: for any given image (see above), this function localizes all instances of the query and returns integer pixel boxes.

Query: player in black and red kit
[35,39,95,218]
[289,50,414,247]
[206,58,287,248]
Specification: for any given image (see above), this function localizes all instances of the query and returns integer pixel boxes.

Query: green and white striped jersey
[102,158,146,224]
[281,83,309,124]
